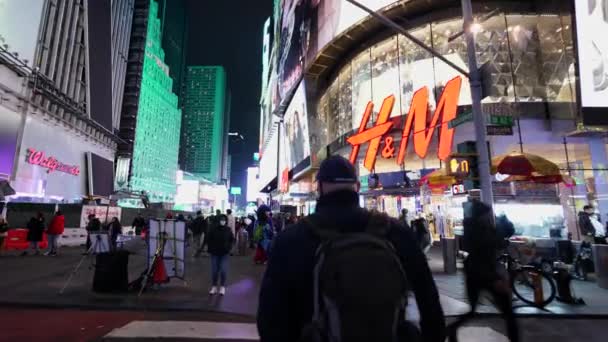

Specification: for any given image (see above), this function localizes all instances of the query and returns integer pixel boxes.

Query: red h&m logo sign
[26,148,80,176]
[348,76,462,171]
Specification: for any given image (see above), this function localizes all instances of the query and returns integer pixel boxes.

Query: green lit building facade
[129,0,182,202]
[180,66,227,184]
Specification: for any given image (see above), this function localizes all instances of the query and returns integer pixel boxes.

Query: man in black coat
[257,156,445,342]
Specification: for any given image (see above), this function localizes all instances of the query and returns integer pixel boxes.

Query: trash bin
[442,237,457,274]
[592,244,608,289]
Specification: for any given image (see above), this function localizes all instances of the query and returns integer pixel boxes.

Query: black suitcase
[93,250,129,293]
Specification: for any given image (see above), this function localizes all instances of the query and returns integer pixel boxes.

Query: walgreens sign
[348,76,462,171]
[26,148,80,176]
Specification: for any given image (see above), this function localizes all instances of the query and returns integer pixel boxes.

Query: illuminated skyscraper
[180,66,228,184]
[127,0,182,202]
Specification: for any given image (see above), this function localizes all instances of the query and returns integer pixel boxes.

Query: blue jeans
[211,254,229,286]
[47,234,59,253]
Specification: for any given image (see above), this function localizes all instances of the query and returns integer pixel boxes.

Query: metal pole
[461,0,494,207]
[276,120,282,193]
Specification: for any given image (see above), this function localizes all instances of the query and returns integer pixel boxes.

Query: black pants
[448,276,519,342]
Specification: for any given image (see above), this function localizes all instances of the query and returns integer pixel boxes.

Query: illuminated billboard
[575,0,608,124]
[282,80,310,170]
[276,0,394,101]
[0,0,45,68]
[0,108,20,180]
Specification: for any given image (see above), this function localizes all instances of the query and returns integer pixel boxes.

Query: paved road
[1,307,606,341]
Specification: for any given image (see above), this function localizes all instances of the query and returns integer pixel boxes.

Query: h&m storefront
[269,0,608,240]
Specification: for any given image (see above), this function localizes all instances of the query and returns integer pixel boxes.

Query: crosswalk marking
[105,320,506,341]
[105,321,259,340]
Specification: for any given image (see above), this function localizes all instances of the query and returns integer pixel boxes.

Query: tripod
[59,233,109,294]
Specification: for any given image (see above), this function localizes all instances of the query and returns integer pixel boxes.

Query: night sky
[186,0,273,206]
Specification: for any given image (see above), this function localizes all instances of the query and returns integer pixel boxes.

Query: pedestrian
[84,213,101,255]
[132,212,146,237]
[579,205,597,244]
[108,217,122,249]
[191,211,207,257]
[447,200,519,342]
[0,217,8,256]
[257,156,445,342]
[399,208,410,230]
[253,205,273,264]
[226,209,236,254]
[45,210,65,256]
[207,214,234,296]
[22,212,45,256]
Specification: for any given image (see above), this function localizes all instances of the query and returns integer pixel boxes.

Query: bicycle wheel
[511,267,556,307]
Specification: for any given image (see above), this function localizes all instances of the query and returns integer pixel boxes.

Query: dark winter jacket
[579,211,596,236]
[257,190,445,342]
[462,202,502,283]
[26,217,45,242]
[86,218,102,232]
[190,215,208,236]
[206,222,234,257]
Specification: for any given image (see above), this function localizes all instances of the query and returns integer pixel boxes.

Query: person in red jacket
[46,210,65,256]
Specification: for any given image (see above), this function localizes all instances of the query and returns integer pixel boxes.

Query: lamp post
[345,0,494,207]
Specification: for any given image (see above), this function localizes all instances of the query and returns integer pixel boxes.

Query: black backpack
[300,212,410,342]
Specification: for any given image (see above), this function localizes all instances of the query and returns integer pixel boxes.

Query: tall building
[159,0,188,102]
[0,0,124,201]
[111,0,135,132]
[118,0,181,203]
[180,66,228,184]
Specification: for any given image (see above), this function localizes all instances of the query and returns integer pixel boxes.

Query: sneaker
[219,287,226,296]
[44,251,51,256]
[20,251,28,256]
[209,286,218,295]
[50,252,57,257]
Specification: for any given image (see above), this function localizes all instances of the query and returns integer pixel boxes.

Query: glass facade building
[180,66,227,183]
[130,0,182,202]
[263,1,608,239]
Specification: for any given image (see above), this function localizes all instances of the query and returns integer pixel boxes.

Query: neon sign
[348,76,462,171]
[26,148,80,176]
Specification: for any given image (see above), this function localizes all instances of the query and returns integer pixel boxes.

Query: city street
[1,240,607,340]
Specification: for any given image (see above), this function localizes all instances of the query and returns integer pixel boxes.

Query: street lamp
[345,0,494,207]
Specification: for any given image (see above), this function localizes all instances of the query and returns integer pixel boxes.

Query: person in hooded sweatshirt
[207,214,234,296]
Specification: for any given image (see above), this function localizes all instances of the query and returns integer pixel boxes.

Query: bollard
[442,237,457,274]
[592,244,608,289]
[532,271,544,307]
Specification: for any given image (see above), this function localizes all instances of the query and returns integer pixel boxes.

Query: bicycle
[497,250,557,308]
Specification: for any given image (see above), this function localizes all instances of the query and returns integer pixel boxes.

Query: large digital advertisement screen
[282,81,310,171]
[0,0,45,68]
[276,0,394,101]
[575,0,608,108]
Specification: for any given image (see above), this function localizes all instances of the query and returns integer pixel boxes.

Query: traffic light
[456,141,479,190]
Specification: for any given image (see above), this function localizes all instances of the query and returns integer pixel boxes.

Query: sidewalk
[0,241,607,318]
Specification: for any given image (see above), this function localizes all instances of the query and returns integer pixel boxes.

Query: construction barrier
[5,229,48,250]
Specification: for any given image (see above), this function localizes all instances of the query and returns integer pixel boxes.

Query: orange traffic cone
[152,257,168,284]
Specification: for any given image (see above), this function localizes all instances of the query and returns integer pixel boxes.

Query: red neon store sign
[26,148,80,176]
[348,76,462,171]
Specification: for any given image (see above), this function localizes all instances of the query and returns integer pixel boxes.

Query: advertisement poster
[575,0,608,107]
[80,205,122,227]
[0,108,20,180]
[283,81,311,170]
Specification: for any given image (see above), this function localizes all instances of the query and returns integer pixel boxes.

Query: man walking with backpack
[257,156,445,342]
